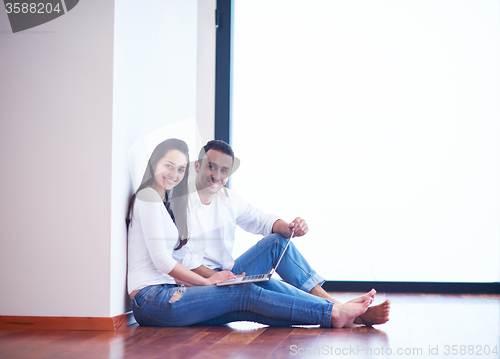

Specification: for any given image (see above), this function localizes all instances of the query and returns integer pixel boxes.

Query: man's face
[195,149,233,195]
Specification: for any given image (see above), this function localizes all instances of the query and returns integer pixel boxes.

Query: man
[175,140,390,325]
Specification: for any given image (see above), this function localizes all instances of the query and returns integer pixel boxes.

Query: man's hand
[289,217,308,237]
[272,218,309,238]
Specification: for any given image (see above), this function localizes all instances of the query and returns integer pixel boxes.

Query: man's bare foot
[354,299,391,325]
[346,289,376,304]
[330,298,372,328]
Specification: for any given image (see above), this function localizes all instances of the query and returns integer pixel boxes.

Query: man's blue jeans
[232,233,326,297]
[132,283,334,327]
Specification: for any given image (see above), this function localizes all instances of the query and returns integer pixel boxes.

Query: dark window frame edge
[214,0,500,295]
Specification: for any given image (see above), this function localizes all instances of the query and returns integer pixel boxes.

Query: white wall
[111,0,216,316]
[0,0,216,318]
[196,0,216,146]
[0,1,114,317]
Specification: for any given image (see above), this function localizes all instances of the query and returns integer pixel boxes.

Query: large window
[224,0,500,283]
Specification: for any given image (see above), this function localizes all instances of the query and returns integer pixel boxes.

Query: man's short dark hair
[198,140,235,165]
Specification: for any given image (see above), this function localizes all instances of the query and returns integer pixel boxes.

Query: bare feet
[346,289,376,304]
[330,297,372,328]
[309,286,375,305]
[354,299,391,325]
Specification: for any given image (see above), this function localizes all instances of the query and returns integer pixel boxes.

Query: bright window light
[230,0,500,282]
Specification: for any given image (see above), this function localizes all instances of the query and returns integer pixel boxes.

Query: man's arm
[272,218,309,238]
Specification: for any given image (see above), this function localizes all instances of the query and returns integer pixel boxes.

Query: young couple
[127,138,390,328]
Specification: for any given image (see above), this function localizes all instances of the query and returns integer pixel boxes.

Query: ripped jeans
[132,282,334,327]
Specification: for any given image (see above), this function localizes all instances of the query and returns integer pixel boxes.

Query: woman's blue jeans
[132,282,334,327]
[132,234,334,327]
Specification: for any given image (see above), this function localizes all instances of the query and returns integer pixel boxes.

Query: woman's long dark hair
[127,138,190,250]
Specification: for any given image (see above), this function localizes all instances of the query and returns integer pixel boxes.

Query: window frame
[214,0,500,294]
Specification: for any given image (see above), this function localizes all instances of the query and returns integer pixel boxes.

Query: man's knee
[261,233,288,248]
[274,233,291,250]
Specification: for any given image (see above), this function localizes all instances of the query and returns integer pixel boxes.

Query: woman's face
[153,149,188,191]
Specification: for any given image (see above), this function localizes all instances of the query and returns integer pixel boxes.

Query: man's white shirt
[173,185,281,271]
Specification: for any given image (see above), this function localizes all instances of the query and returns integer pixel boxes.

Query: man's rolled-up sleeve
[231,191,281,235]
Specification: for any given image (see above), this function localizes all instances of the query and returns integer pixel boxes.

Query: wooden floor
[1,293,499,359]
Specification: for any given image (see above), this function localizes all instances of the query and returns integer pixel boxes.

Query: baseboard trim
[323,281,500,294]
[0,312,135,331]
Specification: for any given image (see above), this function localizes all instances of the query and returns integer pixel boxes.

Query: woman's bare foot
[346,289,376,304]
[354,299,391,325]
[330,297,372,328]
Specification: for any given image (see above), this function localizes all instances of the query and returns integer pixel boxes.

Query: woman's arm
[169,263,236,286]
[135,188,235,286]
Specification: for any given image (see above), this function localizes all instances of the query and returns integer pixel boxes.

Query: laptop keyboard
[241,274,268,280]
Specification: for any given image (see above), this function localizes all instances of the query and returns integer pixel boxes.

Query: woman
[127,138,373,327]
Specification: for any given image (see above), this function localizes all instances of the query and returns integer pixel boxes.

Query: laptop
[216,230,294,286]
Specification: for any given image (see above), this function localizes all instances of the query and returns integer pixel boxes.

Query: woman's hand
[206,270,238,286]
[169,264,246,287]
